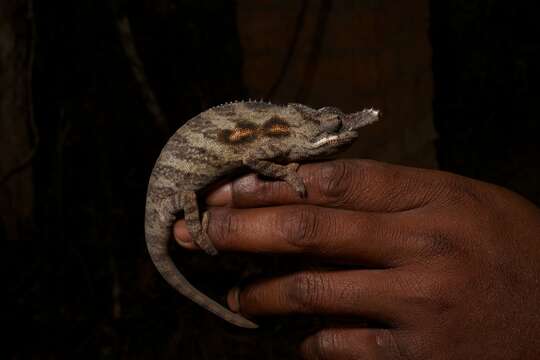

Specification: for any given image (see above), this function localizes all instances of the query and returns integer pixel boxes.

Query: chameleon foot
[284,163,307,198]
[198,211,218,256]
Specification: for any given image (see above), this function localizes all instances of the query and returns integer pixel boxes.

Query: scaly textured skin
[145,101,379,328]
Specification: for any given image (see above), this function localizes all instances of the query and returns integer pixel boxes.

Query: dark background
[3,0,539,358]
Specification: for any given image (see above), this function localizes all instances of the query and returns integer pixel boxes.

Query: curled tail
[145,209,258,329]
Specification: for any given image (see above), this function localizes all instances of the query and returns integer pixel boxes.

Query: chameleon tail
[145,224,258,329]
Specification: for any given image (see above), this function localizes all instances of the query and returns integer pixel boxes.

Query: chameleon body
[145,101,379,328]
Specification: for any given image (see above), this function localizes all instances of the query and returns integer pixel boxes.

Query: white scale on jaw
[312,135,340,148]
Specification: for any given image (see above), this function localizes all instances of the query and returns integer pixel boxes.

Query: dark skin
[174,159,540,359]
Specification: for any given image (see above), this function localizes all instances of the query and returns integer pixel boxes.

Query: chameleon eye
[321,116,342,133]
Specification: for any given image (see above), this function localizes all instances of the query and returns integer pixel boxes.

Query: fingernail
[173,220,197,249]
[206,182,232,206]
[227,287,241,313]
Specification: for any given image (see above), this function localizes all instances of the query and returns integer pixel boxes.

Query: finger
[175,205,415,265]
[207,159,454,212]
[300,328,407,360]
[227,270,411,326]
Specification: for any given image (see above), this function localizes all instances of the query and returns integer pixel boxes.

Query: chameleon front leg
[243,157,307,198]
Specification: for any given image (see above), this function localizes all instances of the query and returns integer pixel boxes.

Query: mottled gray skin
[145,101,379,328]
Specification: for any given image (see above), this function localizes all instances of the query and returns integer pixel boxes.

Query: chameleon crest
[145,101,379,328]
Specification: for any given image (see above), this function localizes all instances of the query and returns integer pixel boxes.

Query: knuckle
[442,180,511,246]
[413,231,462,260]
[240,284,265,310]
[316,160,358,204]
[437,174,487,209]
[421,283,454,317]
[209,209,238,246]
[278,207,320,249]
[286,272,327,312]
[400,274,454,317]
[251,175,284,201]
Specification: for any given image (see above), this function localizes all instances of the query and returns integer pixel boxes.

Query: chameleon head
[287,103,380,159]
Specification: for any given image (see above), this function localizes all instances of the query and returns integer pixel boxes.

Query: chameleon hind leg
[181,191,218,256]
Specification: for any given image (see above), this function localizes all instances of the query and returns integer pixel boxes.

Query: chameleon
[144,100,379,329]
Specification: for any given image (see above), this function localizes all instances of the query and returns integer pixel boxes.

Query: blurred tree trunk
[0,0,35,241]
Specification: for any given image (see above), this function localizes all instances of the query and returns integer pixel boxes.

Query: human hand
[175,159,540,359]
